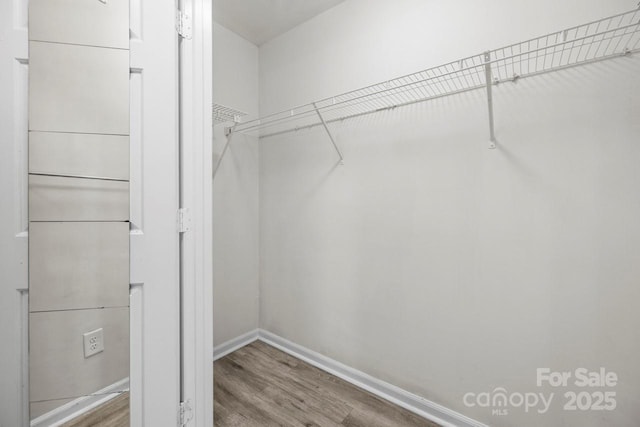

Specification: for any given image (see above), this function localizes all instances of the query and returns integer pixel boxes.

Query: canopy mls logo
[463,388,553,416]
[463,368,618,416]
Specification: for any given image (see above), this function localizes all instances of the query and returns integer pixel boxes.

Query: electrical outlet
[83,328,104,358]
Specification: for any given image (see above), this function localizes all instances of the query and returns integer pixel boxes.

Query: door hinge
[179,399,193,426]
[177,208,191,233]
[176,10,192,39]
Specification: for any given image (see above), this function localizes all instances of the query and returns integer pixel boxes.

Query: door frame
[178,0,214,425]
[0,2,29,425]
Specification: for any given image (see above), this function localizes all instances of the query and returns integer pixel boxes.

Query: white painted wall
[258,1,640,426]
[213,22,260,345]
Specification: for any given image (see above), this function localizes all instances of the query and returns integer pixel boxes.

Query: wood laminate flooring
[57,341,439,426]
[214,341,440,427]
[60,392,129,427]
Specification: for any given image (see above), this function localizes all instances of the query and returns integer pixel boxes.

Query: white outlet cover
[83,328,104,358]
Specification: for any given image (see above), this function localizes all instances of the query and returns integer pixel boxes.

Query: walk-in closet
[0,1,638,426]
[212,1,640,427]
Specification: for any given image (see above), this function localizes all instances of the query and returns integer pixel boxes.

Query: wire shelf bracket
[484,51,497,150]
[312,102,344,164]
[212,104,247,179]
[213,103,246,125]
[213,124,236,180]
[231,7,640,155]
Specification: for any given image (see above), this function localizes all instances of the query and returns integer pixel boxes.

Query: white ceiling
[213,0,346,46]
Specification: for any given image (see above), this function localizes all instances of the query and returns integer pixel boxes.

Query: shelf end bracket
[484,51,497,150]
[213,124,237,180]
[313,102,344,164]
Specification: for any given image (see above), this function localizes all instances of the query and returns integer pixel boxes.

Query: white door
[129,0,182,425]
[1,0,184,425]
[0,1,29,425]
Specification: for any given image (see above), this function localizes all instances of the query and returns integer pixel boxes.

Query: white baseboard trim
[30,377,129,427]
[257,330,487,427]
[213,329,259,361]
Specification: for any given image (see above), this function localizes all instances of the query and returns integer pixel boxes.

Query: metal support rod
[484,51,497,149]
[213,125,236,179]
[312,102,344,164]
[28,172,128,182]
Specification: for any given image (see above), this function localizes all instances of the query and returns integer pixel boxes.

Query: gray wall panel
[29,308,129,403]
[28,0,130,418]
[29,42,129,135]
[29,175,129,222]
[29,0,129,49]
[29,222,129,312]
[29,132,129,181]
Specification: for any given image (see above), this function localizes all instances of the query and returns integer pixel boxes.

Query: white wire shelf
[234,8,640,141]
[213,103,247,124]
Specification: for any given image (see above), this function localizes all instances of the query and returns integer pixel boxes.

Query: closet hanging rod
[239,26,639,134]
[239,7,640,130]
[232,7,640,139]
[234,51,494,134]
